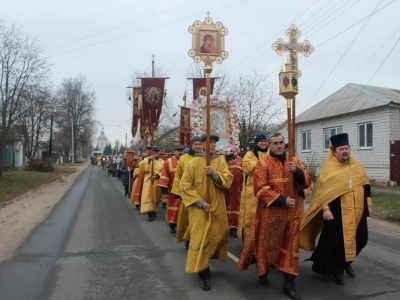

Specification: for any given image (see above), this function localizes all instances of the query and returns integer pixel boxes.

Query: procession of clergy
[125,131,372,300]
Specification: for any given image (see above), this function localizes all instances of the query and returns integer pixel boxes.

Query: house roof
[297,83,400,123]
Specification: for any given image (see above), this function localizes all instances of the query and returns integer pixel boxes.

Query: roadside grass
[304,190,400,224]
[372,191,400,223]
[0,166,78,204]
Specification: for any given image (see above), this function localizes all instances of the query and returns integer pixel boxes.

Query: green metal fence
[2,144,15,167]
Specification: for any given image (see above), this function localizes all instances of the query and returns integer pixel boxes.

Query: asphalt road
[0,166,399,300]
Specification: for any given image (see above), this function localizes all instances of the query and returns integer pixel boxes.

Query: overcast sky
[3,0,400,145]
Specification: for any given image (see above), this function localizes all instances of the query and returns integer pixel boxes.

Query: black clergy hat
[200,134,219,142]
[145,146,153,150]
[330,133,349,149]
[153,147,160,152]
[174,145,185,150]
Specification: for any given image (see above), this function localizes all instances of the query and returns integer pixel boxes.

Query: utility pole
[71,115,75,164]
[49,113,53,159]
[152,54,155,77]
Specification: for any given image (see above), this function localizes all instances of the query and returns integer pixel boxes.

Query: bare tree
[228,72,285,149]
[54,75,96,160]
[16,82,52,160]
[0,22,50,176]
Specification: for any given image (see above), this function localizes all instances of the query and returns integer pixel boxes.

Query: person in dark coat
[121,159,130,197]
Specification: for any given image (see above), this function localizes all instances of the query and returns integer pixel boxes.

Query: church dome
[97,128,108,142]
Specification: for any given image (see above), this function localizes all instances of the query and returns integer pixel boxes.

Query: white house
[272,83,400,185]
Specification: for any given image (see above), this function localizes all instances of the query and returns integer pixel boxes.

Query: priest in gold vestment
[180,134,233,291]
[171,136,202,248]
[139,147,164,222]
[300,133,372,286]
[237,133,269,243]
[237,133,311,300]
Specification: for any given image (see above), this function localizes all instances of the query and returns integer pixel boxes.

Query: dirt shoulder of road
[0,163,88,263]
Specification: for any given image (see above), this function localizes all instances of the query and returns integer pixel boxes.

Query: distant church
[96,128,109,152]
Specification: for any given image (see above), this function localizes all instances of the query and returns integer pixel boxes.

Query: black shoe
[283,287,302,300]
[148,213,155,222]
[345,264,356,278]
[169,227,176,234]
[333,273,344,285]
[135,205,140,210]
[162,203,166,208]
[229,228,238,238]
[154,212,157,218]
[184,241,189,250]
[200,279,211,291]
[258,274,269,287]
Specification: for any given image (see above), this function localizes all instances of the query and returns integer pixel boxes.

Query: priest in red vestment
[237,133,311,300]
[223,145,243,237]
[158,145,184,233]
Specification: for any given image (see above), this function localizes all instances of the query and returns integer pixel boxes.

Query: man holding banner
[139,147,164,222]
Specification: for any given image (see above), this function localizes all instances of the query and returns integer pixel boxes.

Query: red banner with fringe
[179,106,191,147]
[140,78,167,137]
[131,86,141,137]
[191,78,216,99]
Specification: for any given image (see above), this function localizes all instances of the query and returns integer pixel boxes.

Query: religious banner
[179,106,191,147]
[189,78,216,99]
[125,151,135,168]
[139,77,167,137]
[131,86,142,137]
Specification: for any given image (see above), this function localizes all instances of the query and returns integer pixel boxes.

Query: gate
[390,140,400,183]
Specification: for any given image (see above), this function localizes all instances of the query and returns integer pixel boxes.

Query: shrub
[302,152,323,182]
[75,157,86,163]
[25,159,55,172]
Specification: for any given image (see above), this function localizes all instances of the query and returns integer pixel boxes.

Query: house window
[302,131,311,151]
[359,122,373,148]
[324,126,342,150]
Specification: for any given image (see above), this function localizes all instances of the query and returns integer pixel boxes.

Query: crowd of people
[96,132,373,300]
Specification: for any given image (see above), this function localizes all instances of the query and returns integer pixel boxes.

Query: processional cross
[272,24,314,268]
[272,24,314,72]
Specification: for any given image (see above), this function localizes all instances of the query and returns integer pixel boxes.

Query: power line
[47,0,250,58]
[298,0,341,28]
[240,4,399,87]
[225,0,324,75]
[309,0,389,104]
[240,0,397,79]
[235,0,363,77]
[300,15,400,70]
[46,0,201,51]
[304,0,362,38]
[315,0,397,49]
[351,34,400,102]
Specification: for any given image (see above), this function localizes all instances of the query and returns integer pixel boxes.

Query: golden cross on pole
[272,24,314,268]
[272,24,314,72]
[206,11,211,17]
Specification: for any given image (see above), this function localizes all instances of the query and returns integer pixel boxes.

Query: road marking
[227,251,239,263]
